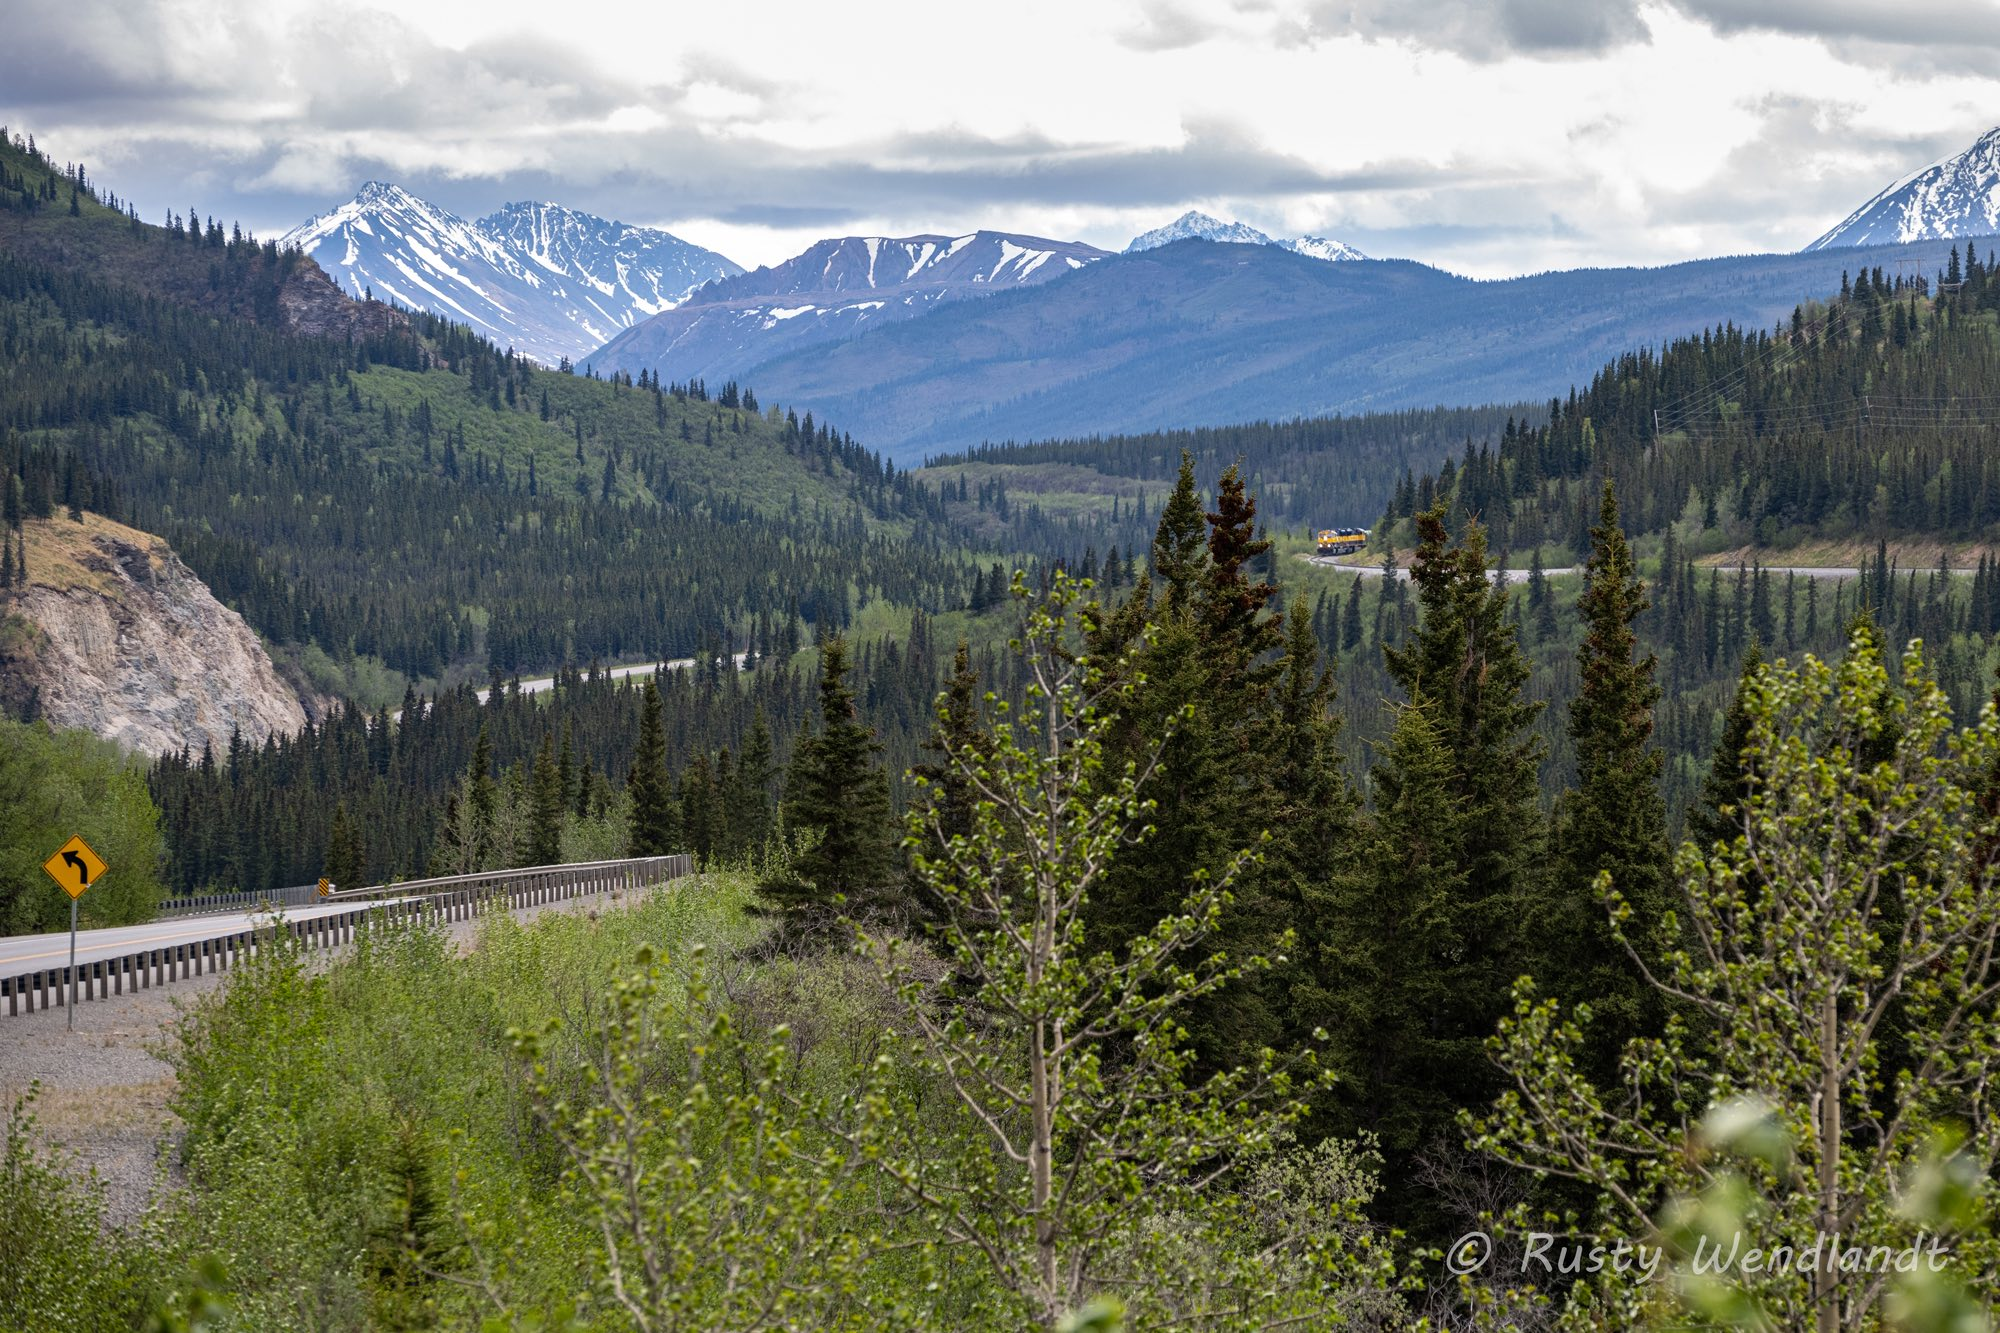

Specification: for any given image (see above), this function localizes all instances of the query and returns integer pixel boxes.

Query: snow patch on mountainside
[1284,235,1370,262]
[1807,128,2000,251]
[1126,211,1275,251]
[1124,210,1368,261]
[280,186,742,364]
[587,229,1112,384]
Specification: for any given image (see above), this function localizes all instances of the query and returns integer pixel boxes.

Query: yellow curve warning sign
[43,835,107,900]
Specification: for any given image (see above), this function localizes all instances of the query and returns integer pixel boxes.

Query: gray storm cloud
[1303,0,1650,59]
[2,0,1994,271]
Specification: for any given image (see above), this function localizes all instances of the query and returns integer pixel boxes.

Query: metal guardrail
[2,855,695,1019]
[158,884,322,918]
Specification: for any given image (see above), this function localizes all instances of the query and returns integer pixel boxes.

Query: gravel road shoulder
[0,886,651,1229]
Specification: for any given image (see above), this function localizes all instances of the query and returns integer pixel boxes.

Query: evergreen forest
[5,128,2000,1331]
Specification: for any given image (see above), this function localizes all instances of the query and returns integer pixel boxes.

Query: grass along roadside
[0,871,732,1278]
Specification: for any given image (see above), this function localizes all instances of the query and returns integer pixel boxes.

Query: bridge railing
[2,854,695,1019]
[159,884,321,918]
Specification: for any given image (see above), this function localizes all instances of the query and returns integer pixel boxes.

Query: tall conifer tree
[520,731,564,867]
[731,709,775,854]
[1151,450,1207,610]
[324,800,366,892]
[1316,697,1470,1177]
[1332,501,1542,1179]
[1548,479,1670,1067]
[1382,502,1544,905]
[1095,462,1297,1066]
[758,636,899,934]
[626,681,677,857]
[468,724,498,869]
[1689,642,1766,852]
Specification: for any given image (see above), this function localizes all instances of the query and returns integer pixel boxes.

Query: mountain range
[1808,127,2000,250]
[585,230,1112,386]
[585,210,1373,386]
[279,184,741,364]
[687,236,1969,461]
[277,131,2000,457]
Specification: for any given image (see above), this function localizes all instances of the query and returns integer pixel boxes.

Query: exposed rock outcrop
[279,259,409,342]
[0,515,310,757]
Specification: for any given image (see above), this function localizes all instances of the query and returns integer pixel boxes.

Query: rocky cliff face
[0,515,311,757]
[279,259,409,342]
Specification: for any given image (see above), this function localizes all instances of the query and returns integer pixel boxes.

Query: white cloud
[4,0,1999,275]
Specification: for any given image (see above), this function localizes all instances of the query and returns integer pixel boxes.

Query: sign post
[42,835,107,1031]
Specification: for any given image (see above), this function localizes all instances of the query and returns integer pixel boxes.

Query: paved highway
[1305,555,1578,582]
[0,896,419,983]
[396,653,750,721]
[1307,556,1899,582]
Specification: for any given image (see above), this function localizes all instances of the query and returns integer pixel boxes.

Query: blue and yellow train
[1315,527,1369,558]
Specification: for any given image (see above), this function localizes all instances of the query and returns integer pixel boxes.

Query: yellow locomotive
[1315,527,1369,558]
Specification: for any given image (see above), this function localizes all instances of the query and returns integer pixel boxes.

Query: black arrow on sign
[62,850,91,887]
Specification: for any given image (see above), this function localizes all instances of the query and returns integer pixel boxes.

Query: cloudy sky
[7,0,2000,275]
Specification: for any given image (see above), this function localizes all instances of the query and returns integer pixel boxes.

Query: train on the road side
[1315,527,1369,557]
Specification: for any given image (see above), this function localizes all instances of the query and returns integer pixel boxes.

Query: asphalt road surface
[1305,555,1578,582]
[0,895,420,983]
[1306,556,1888,582]
[395,653,751,721]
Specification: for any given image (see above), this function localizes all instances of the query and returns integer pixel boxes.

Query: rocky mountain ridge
[281,183,741,364]
[1808,127,2000,249]
[586,229,1111,384]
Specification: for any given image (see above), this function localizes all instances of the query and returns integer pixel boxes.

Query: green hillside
[0,131,961,708]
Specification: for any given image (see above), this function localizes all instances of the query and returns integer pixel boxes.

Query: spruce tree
[1201,465,1282,670]
[680,752,715,860]
[468,724,498,870]
[1270,606,1359,1067]
[1269,608,1353,902]
[1547,479,1671,1069]
[324,799,366,892]
[1382,501,1545,905]
[627,681,678,857]
[520,732,564,867]
[1315,696,1473,1199]
[758,635,899,934]
[911,641,982,845]
[908,641,985,924]
[1688,642,1765,851]
[1151,450,1207,610]
[1094,463,1296,1067]
[1347,501,1542,1170]
[731,709,775,854]
[557,721,576,814]
[710,749,736,858]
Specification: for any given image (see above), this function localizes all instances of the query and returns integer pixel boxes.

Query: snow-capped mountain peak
[1124,211,1368,262]
[1806,127,2000,251]
[716,230,1108,299]
[354,180,419,205]
[586,228,1112,383]
[279,185,742,363]
[1283,235,1369,262]
[1125,210,1275,252]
